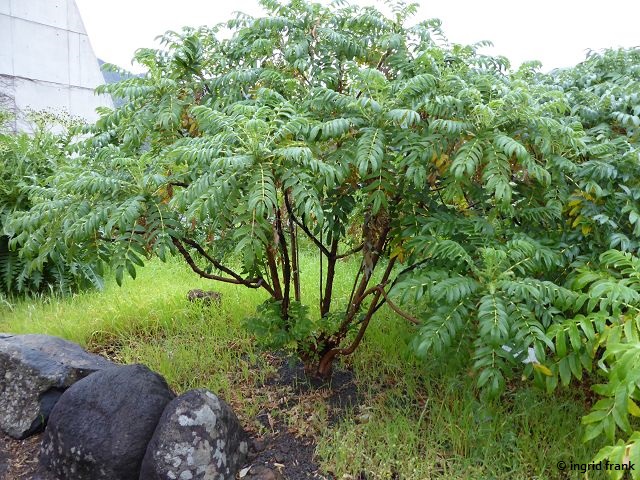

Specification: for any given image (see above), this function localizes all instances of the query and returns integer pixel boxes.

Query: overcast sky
[75,0,639,73]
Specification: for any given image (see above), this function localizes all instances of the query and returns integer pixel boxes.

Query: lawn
[0,253,606,479]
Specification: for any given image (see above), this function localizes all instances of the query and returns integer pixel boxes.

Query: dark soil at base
[0,356,361,480]
[242,355,361,479]
[267,354,361,418]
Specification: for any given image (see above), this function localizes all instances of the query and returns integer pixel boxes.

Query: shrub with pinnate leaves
[540,49,640,476]
[10,0,588,378]
[6,3,640,470]
[0,112,104,296]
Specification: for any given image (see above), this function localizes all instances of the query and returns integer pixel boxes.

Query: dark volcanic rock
[140,389,249,480]
[0,333,114,439]
[40,364,175,480]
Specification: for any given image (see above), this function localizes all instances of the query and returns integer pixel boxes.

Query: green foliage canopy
[0,113,103,295]
[5,1,640,470]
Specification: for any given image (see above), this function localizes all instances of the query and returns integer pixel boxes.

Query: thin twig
[283,193,330,257]
[377,287,421,325]
[172,237,273,295]
[181,237,246,283]
[336,242,364,259]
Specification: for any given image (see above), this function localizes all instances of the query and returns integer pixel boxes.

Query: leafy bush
[8,1,584,374]
[542,49,640,476]
[0,112,104,296]
[5,1,640,472]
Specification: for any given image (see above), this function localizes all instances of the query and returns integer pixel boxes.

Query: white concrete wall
[0,0,112,131]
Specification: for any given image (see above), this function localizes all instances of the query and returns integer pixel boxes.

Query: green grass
[0,254,606,479]
[0,257,271,417]
[318,306,607,480]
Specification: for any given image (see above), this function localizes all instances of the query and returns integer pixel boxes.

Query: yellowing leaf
[581,225,592,235]
[390,246,405,262]
[572,215,583,228]
[568,205,581,216]
[533,363,552,376]
[627,398,640,417]
[435,154,449,169]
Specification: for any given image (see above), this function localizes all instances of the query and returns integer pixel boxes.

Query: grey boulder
[0,333,113,439]
[40,364,175,480]
[140,388,249,480]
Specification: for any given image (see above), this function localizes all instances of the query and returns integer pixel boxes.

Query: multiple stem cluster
[171,188,419,377]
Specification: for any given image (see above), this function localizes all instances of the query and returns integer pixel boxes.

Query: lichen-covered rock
[140,389,249,480]
[0,333,114,439]
[40,364,175,480]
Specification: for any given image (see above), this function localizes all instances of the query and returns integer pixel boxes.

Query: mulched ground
[0,354,361,480]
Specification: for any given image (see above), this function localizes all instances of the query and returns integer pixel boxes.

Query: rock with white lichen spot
[39,364,175,480]
[0,333,114,439]
[139,388,249,480]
